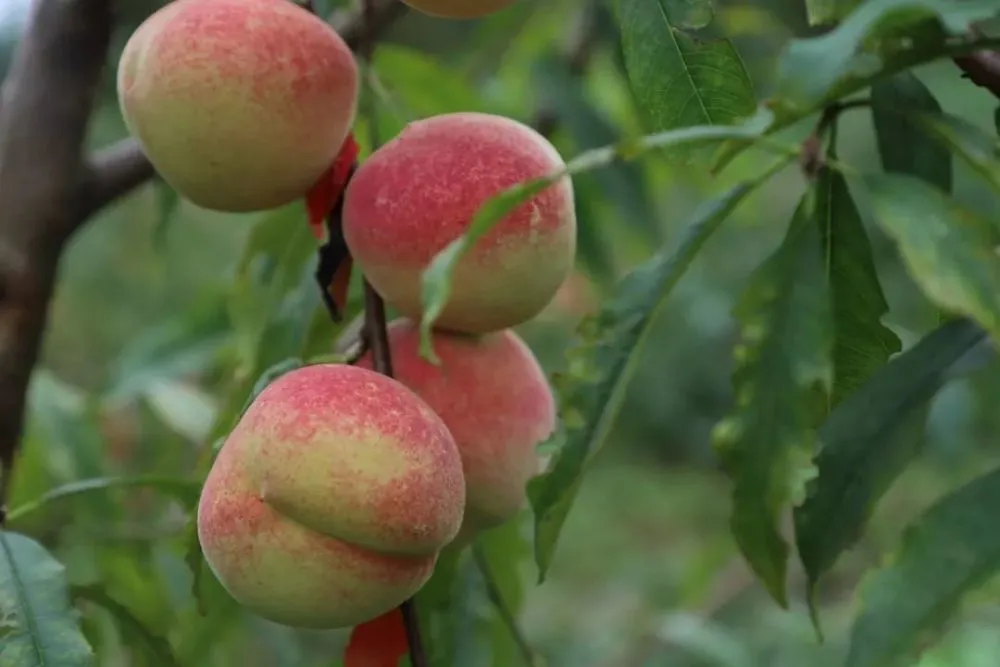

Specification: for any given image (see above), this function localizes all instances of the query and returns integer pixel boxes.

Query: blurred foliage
[3,0,1000,665]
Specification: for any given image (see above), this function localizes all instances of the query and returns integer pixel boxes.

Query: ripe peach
[196,364,465,628]
[342,112,576,334]
[401,0,517,19]
[117,0,358,212]
[357,319,556,541]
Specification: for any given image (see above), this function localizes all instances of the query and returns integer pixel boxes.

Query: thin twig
[472,542,540,667]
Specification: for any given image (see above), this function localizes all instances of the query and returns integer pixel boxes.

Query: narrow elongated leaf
[6,476,201,523]
[774,0,1000,110]
[619,0,756,137]
[713,189,833,607]
[864,173,1000,343]
[846,465,1000,667]
[529,157,792,580]
[871,72,952,193]
[914,112,1000,194]
[816,153,900,408]
[0,532,93,666]
[73,585,180,667]
[420,110,787,359]
[795,318,986,615]
[711,6,1000,174]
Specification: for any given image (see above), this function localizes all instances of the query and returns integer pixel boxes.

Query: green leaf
[871,72,952,193]
[816,149,901,408]
[712,188,833,607]
[6,476,202,524]
[151,177,181,255]
[0,531,93,667]
[419,110,789,361]
[774,0,1000,111]
[374,45,486,118]
[618,0,756,143]
[711,5,1000,174]
[845,465,1000,667]
[72,585,180,667]
[913,111,1000,194]
[806,0,861,27]
[528,156,791,581]
[795,318,986,619]
[864,173,1000,343]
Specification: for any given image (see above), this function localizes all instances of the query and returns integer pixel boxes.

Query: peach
[342,112,576,334]
[357,319,556,541]
[117,0,358,212]
[196,364,465,628]
[401,0,518,19]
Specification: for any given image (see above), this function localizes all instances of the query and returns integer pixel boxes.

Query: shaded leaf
[713,189,833,607]
[0,531,93,667]
[6,475,201,524]
[73,585,180,667]
[864,173,1000,343]
[151,177,181,255]
[374,45,485,117]
[529,157,791,580]
[795,318,986,617]
[806,0,861,27]
[816,149,900,408]
[913,111,1000,194]
[420,110,785,361]
[619,0,756,144]
[774,0,1000,111]
[871,72,952,192]
[846,465,1000,667]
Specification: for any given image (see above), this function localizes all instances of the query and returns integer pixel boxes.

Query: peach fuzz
[196,364,466,629]
[401,0,518,19]
[357,319,556,541]
[117,0,358,212]
[342,112,576,334]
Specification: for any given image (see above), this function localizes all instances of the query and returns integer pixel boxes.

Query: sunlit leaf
[619,0,756,150]
[871,72,952,193]
[529,157,791,580]
[73,585,180,667]
[846,465,1000,667]
[795,318,986,623]
[0,532,93,667]
[864,173,1000,343]
[713,188,833,607]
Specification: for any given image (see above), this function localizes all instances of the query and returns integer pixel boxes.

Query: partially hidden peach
[358,319,556,541]
[197,364,466,628]
[117,0,358,212]
[343,112,576,334]
[401,0,518,19]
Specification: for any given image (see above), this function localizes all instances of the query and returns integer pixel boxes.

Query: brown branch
[954,50,1000,100]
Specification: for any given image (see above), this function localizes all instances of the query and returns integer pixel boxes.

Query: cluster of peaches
[117,0,576,629]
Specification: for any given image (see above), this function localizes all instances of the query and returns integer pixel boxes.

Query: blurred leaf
[420,111,787,361]
[0,531,93,666]
[774,0,1000,111]
[532,55,659,242]
[151,178,181,255]
[142,380,217,443]
[105,299,231,402]
[871,72,952,193]
[618,0,756,142]
[6,475,201,524]
[806,0,859,27]
[529,158,790,580]
[713,188,833,607]
[415,546,470,667]
[816,149,900,408]
[913,111,1000,194]
[795,318,986,621]
[864,173,1000,343]
[73,584,180,667]
[845,465,1000,667]
[374,45,485,117]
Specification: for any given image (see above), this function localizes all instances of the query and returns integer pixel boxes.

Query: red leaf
[306,133,360,240]
[344,609,409,667]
